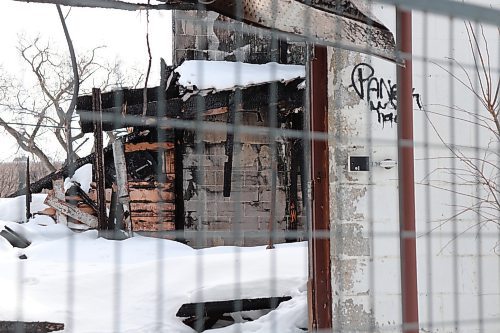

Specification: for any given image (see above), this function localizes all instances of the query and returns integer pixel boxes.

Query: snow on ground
[0,216,308,332]
[175,61,305,90]
[0,194,48,223]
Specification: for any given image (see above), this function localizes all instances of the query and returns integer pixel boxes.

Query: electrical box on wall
[349,156,370,172]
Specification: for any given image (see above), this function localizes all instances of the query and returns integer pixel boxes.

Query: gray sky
[0,1,173,162]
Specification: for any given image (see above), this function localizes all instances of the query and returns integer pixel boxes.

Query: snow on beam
[76,77,304,133]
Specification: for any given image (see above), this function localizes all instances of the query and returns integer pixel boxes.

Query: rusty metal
[396,9,420,333]
[308,45,332,330]
[92,88,109,232]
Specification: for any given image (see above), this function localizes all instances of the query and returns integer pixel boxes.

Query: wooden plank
[52,179,68,226]
[88,188,113,202]
[76,204,96,215]
[204,107,229,116]
[131,218,175,232]
[176,297,292,317]
[38,207,56,216]
[130,202,175,214]
[0,226,31,249]
[124,141,174,153]
[129,188,175,202]
[128,179,175,188]
[93,88,109,232]
[113,140,133,233]
[44,192,98,228]
[164,149,175,174]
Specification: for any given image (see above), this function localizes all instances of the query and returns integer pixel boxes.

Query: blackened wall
[172,10,306,247]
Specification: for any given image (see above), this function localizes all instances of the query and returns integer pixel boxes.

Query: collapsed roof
[76,61,305,133]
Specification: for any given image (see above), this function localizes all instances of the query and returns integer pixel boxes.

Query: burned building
[15,1,398,249]
[73,59,307,247]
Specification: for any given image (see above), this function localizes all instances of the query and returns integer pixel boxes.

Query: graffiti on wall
[349,63,422,127]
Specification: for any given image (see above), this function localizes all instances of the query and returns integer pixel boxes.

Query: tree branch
[12,0,195,11]
[57,4,78,166]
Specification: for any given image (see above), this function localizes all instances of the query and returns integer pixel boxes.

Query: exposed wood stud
[108,184,118,230]
[286,139,299,242]
[25,157,32,222]
[223,95,237,197]
[174,129,185,241]
[176,296,292,317]
[112,140,133,234]
[0,226,31,249]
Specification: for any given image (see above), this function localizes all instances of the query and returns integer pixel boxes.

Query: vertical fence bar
[396,8,420,333]
[92,88,108,233]
[308,44,332,331]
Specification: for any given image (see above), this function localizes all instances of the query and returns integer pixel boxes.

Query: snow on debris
[175,61,305,90]
[0,218,308,332]
[0,194,48,223]
[64,163,93,193]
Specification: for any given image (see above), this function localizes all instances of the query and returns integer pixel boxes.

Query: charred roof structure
[70,60,307,246]
[14,0,396,247]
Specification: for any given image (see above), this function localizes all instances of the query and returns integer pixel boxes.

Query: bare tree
[0,159,59,197]
[0,36,136,172]
[421,23,499,249]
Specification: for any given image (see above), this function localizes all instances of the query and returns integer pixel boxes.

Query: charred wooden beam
[108,184,118,230]
[0,321,64,333]
[174,129,185,241]
[93,88,109,232]
[8,131,152,198]
[25,157,32,221]
[223,96,237,197]
[70,184,98,213]
[77,78,304,133]
[286,139,300,243]
[0,226,31,249]
[53,179,68,226]
[176,296,292,318]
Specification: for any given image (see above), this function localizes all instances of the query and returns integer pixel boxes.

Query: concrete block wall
[182,139,305,247]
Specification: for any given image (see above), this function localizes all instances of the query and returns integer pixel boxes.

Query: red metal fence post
[309,45,333,331]
[396,8,420,333]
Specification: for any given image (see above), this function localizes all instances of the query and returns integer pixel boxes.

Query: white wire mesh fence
[2,0,499,332]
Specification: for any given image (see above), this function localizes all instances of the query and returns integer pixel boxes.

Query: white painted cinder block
[328,1,499,331]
